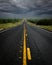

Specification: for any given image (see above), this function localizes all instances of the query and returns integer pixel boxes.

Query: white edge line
[0,28,10,33]
[35,26,52,34]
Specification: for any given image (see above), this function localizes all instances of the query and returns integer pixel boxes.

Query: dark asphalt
[26,23,52,65]
[0,22,52,65]
[0,24,24,65]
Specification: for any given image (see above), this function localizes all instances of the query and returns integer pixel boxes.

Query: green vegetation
[28,19,52,25]
[28,19,52,31]
[0,19,22,30]
[28,19,38,24]
[0,19,21,24]
[36,19,52,25]
[39,25,52,31]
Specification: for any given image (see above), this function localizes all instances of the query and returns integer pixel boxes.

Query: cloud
[0,0,52,18]
[0,0,27,14]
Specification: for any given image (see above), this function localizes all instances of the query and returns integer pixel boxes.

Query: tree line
[0,19,21,24]
[28,19,52,25]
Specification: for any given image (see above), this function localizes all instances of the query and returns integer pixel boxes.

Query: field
[28,19,52,31]
[0,19,22,31]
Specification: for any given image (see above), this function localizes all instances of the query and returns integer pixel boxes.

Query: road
[0,22,52,65]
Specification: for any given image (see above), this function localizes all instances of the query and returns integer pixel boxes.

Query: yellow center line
[27,48,32,60]
[23,24,32,65]
[23,24,27,65]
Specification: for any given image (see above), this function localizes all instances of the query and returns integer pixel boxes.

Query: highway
[0,21,52,65]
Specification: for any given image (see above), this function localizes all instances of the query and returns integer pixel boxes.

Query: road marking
[20,46,22,49]
[21,41,23,43]
[26,34,27,37]
[21,44,23,46]
[0,28,10,33]
[23,24,27,65]
[27,48,32,60]
[19,50,22,53]
[0,26,16,33]
[19,57,22,59]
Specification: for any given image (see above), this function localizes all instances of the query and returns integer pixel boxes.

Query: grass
[27,21,36,26]
[27,21,52,32]
[28,19,52,25]
[0,22,22,31]
[38,25,52,32]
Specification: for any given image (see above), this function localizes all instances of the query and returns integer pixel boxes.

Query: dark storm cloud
[0,0,52,18]
[0,0,28,14]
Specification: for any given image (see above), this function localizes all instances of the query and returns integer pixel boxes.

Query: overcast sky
[0,0,52,19]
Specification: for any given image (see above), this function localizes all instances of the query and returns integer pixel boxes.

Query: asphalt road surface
[0,22,52,65]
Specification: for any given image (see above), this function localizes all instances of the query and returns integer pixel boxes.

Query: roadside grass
[27,21,52,32]
[27,21,36,26]
[38,25,52,32]
[0,22,22,31]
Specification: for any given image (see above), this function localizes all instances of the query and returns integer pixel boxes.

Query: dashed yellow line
[27,48,32,60]
[23,24,27,65]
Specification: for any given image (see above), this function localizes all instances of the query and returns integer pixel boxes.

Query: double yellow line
[23,24,31,65]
